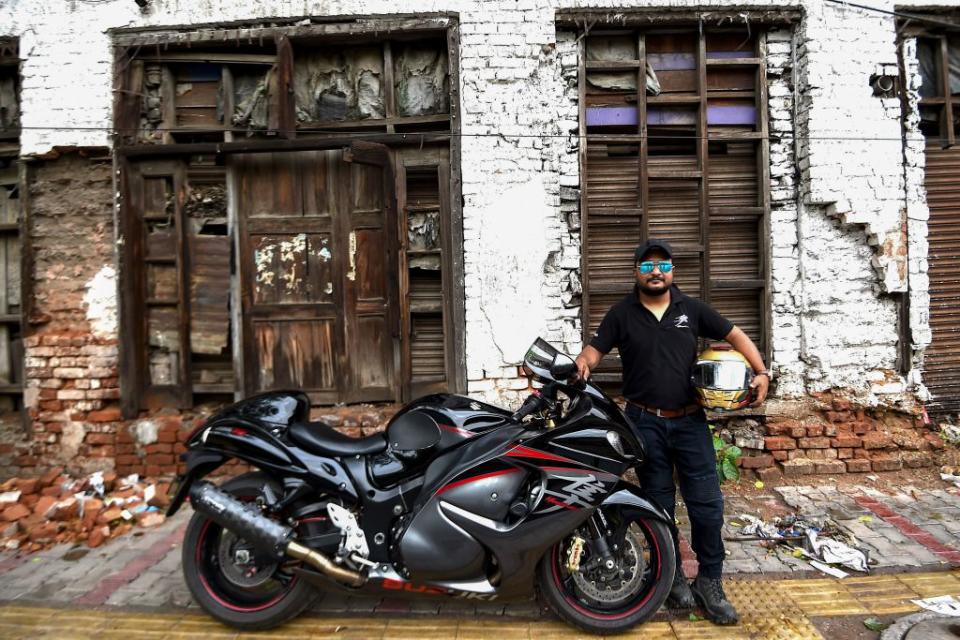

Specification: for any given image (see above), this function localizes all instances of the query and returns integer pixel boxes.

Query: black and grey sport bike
[166,338,676,634]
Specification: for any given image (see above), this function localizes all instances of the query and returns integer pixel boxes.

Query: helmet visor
[693,360,750,390]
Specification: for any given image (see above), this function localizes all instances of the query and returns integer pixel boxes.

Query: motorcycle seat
[287,421,387,457]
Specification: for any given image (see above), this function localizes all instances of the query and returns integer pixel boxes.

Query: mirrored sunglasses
[637,261,674,274]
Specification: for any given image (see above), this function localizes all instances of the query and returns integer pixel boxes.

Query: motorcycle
[166,338,676,634]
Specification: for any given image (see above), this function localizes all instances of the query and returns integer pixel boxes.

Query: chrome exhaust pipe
[189,481,365,587]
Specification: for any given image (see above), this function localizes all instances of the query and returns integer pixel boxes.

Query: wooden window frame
[0,39,24,417]
[115,18,465,416]
[576,24,774,382]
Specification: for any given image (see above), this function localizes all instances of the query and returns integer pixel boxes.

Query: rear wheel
[537,514,675,634]
[182,472,319,630]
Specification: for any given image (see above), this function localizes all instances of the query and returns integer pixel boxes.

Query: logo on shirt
[674,314,689,329]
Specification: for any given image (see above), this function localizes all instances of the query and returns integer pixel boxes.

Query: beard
[638,279,669,296]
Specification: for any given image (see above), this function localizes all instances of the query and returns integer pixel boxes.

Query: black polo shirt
[590,285,734,410]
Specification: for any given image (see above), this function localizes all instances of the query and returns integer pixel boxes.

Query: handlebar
[511,391,548,422]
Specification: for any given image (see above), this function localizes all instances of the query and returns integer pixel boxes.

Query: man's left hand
[749,374,770,407]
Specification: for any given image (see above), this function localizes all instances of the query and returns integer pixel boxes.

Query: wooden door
[233,146,397,404]
[340,142,398,403]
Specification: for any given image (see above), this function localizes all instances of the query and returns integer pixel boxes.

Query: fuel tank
[370,395,512,487]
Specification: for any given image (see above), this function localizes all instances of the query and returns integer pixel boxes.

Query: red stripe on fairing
[506,444,578,464]
[434,468,521,496]
[545,496,580,511]
[438,423,476,438]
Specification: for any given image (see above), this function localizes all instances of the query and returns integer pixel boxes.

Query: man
[574,239,769,626]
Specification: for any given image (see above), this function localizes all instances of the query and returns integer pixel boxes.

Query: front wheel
[537,515,676,634]
[181,472,318,630]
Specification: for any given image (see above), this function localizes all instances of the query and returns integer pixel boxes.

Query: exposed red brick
[771,450,789,461]
[96,507,123,525]
[85,433,113,445]
[798,436,831,449]
[862,432,893,450]
[2,504,30,522]
[845,459,872,473]
[823,423,838,437]
[82,499,104,529]
[837,448,853,459]
[144,443,172,454]
[902,451,930,469]
[766,420,806,438]
[831,435,862,448]
[871,453,903,472]
[739,454,774,469]
[779,458,814,476]
[825,410,850,423]
[16,478,39,496]
[87,525,109,549]
[756,467,781,483]
[764,436,796,451]
[33,495,57,518]
[813,460,846,475]
[831,399,852,411]
[51,497,80,521]
[145,453,174,465]
[852,421,874,435]
[87,408,123,422]
[892,431,923,450]
[805,424,825,437]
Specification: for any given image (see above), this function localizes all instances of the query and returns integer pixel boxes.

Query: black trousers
[625,405,726,579]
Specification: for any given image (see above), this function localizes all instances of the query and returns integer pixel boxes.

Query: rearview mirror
[550,353,577,380]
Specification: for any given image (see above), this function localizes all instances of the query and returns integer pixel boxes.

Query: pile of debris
[730,513,872,578]
[0,469,171,553]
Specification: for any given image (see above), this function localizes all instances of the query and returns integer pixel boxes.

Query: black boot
[690,576,739,625]
[665,570,696,609]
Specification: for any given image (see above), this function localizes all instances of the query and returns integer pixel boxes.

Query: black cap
[635,239,674,263]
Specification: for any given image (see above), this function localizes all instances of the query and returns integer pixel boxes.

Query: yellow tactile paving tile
[740,616,823,640]
[724,580,802,615]
[841,575,922,615]
[6,570,960,640]
[670,620,753,639]
[777,579,868,617]
[896,570,960,596]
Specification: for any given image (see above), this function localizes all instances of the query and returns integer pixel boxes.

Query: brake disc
[217,529,280,588]
[571,528,647,606]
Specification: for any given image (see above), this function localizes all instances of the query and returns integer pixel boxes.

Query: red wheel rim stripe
[196,519,295,613]
[550,519,663,620]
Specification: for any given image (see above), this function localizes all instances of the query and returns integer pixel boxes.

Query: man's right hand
[574,355,591,381]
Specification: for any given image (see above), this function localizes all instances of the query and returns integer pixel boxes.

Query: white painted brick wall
[1,0,955,410]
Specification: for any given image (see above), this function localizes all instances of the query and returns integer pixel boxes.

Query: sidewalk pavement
[1,570,959,639]
[0,482,956,622]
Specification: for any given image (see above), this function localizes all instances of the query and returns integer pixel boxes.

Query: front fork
[573,509,623,574]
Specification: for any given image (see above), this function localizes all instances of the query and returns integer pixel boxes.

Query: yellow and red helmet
[692,346,754,412]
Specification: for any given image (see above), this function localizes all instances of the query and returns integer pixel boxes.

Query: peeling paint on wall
[83,265,117,338]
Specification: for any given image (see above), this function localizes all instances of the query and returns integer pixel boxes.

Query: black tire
[537,516,676,635]
[182,472,318,630]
